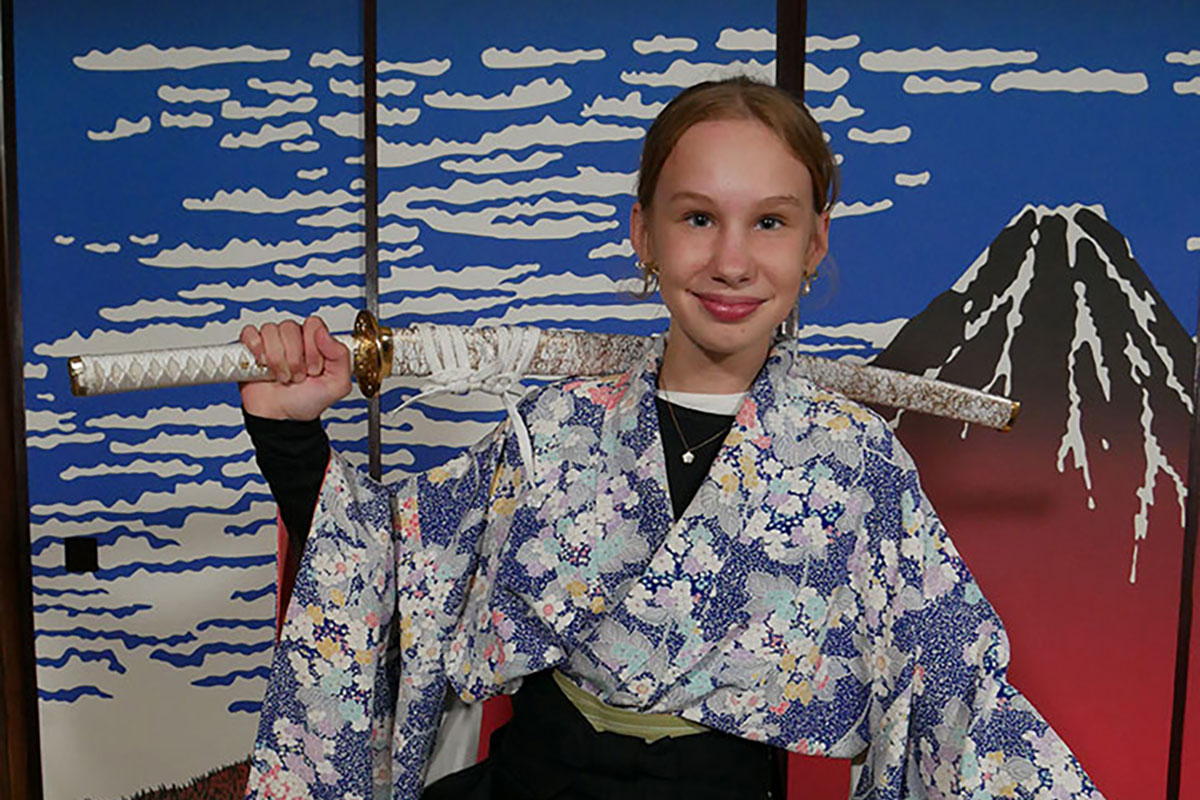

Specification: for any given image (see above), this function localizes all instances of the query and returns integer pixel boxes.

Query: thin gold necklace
[663,397,727,465]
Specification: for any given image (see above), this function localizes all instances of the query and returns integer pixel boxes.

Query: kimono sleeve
[245,422,515,800]
[851,428,1104,799]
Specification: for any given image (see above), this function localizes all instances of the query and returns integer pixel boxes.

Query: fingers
[244,316,347,392]
[302,317,325,376]
[280,320,305,382]
[240,325,265,366]
[256,321,306,383]
[258,323,287,382]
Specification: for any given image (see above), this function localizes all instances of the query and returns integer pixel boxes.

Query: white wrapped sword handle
[68,310,1019,431]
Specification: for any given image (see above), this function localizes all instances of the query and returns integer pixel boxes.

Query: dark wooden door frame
[1167,296,1200,799]
[777,0,806,101]
[0,0,43,795]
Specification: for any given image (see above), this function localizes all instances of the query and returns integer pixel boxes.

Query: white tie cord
[391,324,542,476]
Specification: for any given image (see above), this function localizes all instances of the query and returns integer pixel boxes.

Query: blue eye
[685,212,712,228]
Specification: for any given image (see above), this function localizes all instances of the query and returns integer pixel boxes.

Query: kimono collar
[616,334,798,434]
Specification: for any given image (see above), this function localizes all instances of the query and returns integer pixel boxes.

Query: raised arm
[238,316,352,623]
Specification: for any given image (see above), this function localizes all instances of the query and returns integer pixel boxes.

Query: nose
[709,226,753,286]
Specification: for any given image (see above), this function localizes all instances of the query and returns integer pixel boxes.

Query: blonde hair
[637,77,839,214]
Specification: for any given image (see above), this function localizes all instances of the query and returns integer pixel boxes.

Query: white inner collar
[655,389,746,416]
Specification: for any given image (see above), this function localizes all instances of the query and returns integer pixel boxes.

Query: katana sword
[67,310,1020,431]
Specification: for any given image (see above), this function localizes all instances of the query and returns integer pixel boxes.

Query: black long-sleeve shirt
[243,398,734,550]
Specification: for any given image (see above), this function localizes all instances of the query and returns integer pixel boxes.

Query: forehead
[657,117,814,203]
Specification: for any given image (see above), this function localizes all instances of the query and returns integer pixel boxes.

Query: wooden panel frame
[1167,296,1200,798]
[0,0,43,795]
[776,0,806,101]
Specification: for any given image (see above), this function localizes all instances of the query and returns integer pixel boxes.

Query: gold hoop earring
[637,259,659,296]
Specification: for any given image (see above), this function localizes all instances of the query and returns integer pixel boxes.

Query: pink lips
[694,293,765,322]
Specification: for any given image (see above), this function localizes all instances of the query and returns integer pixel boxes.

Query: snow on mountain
[873,203,1193,581]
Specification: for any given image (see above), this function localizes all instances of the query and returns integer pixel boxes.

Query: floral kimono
[246,338,1101,800]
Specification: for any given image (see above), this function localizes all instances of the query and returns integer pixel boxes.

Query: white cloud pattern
[847,125,911,144]
[440,152,563,174]
[481,46,606,69]
[99,298,223,323]
[87,116,151,141]
[378,57,451,76]
[219,121,312,149]
[183,187,359,213]
[310,49,361,68]
[807,95,864,123]
[328,77,416,98]
[621,58,774,87]
[632,35,698,55]
[160,110,213,129]
[61,459,202,481]
[247,77,312,95]
[806,63,850,92]
[831,199,894,218]
[1172,76,1200,95]
[377,116,643,168]
[581,91,664,119]
[220,97,317,119]
[715,28,774,51]
[894,171,931,187]
[587,238,634,259]
[807,35,861,53]
[424,77,570,111]
[903,76,981,94]
[1166,50,1200,66]
[860,46,1038,72]
[157,85,230,103]
[991,68,1148,94]
[74,44,289,71]
[317,107,421,138]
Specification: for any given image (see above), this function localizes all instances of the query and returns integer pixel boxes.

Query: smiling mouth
[694,293,765,322]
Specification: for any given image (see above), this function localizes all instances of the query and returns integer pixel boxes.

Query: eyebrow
[667,190,806,207]
[758,194,807,208]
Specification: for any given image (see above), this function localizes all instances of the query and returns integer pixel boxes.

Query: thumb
[315,322,350,364]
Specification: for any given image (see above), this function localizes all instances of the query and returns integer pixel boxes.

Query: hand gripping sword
[67,310,1020,431]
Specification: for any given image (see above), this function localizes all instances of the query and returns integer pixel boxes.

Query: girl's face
[632,117,829,382]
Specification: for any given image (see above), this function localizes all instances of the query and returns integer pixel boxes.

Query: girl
[240,78,1099,799]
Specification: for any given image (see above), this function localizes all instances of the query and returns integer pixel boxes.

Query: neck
[657,332,772,395]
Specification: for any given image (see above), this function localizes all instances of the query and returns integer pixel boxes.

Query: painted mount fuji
[873,203,1192,583]
[868,203,1193,798]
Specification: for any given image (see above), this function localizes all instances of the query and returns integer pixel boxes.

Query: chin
[688,327,777,362]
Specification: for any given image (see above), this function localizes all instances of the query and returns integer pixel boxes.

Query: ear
[804,210,831,276]
[630,201,654,265]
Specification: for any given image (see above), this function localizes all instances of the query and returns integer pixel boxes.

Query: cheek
[655,231,710,278]
[761,240,811,283]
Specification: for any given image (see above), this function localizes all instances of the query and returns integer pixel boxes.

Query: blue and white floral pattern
[247,338,1101,799]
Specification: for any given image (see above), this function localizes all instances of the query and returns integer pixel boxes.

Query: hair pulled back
[637,77,839,214]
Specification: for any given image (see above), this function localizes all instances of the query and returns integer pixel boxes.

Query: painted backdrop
[806,2,1199,798]
[15,1,1199,798]
[14,1,789,798]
